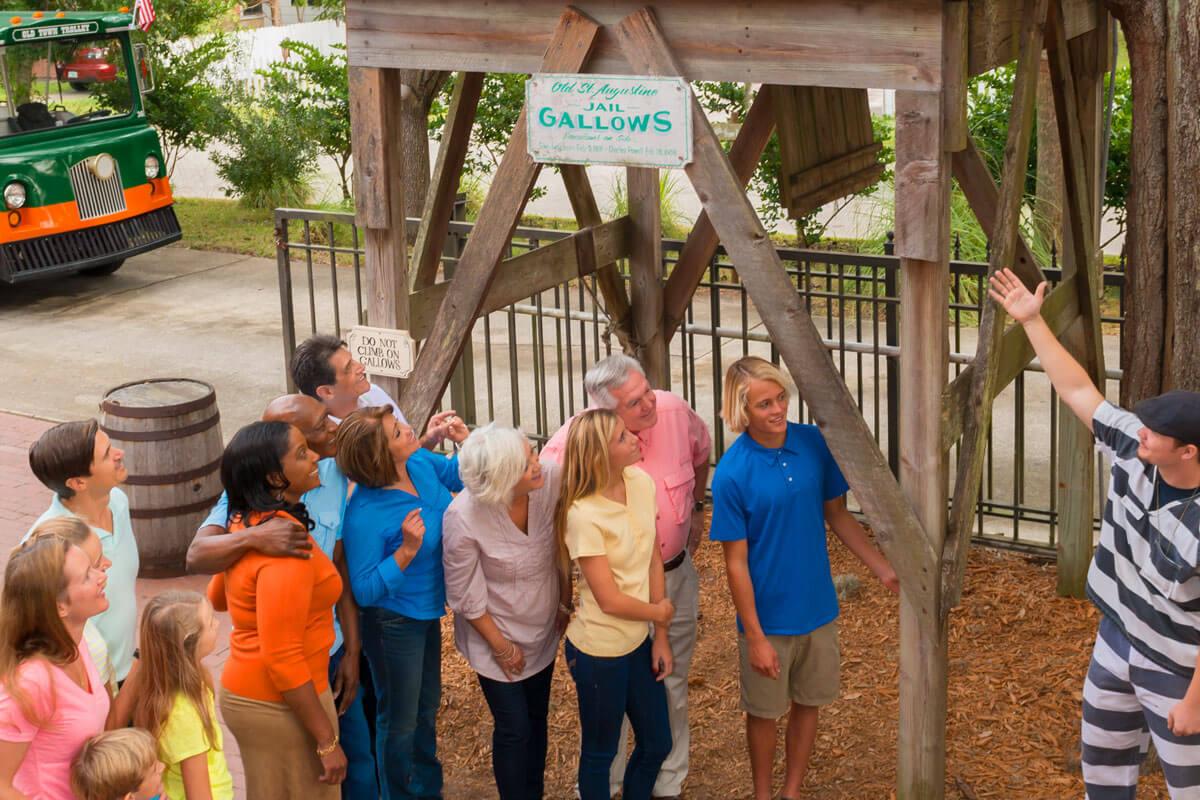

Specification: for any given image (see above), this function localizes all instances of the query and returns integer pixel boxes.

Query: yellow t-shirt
[565,466,658,657]
[159,688,234,800]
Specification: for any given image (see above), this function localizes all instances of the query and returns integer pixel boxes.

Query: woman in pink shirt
[0,532,111,800]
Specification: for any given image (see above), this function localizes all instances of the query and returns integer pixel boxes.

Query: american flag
[133,0,155,31]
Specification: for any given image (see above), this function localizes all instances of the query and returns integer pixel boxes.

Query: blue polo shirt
[341,450,462,620]
[710,423,849,636]
[201,457,350,654]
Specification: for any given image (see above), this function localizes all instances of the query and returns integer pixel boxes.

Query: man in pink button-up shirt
[542,354,711,799]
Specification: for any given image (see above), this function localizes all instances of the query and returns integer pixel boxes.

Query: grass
[173,197,277,259]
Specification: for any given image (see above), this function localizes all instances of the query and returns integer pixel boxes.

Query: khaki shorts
[737,621,840,719]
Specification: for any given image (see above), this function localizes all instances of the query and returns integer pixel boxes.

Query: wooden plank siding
[346,0,943,91]
[968,0,1098,76]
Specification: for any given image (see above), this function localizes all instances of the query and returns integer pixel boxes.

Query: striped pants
[1083,617,1200,799]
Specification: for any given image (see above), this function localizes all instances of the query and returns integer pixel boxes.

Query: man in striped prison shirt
[990,268,1200,798]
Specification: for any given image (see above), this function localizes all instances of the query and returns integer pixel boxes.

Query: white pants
[608,551,699,797]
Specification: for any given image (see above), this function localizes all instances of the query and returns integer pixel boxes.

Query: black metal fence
[274,205,1125,557]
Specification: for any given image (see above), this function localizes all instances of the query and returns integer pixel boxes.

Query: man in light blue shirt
[188,393,376,799]
[27,419,140,683]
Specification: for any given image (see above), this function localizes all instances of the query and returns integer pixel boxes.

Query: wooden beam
[349,67,412,400]
[941,274,1081,449]
[398,7,602,432]
[348,66,391,230]
[943,0,1048,615]
[950,138,1044,288]
[968,0,1099,76]
[614,7,940,611]
[410,72,484,291]
[407,217,632,339]
[1052,1,1107,599]
[893,89,951,800]
[560,164,633,346]
[1046,0,1105,383]
[942,1,969,152]
[627,167,668,388]
[346,0,944,92]
[660,86,775,340]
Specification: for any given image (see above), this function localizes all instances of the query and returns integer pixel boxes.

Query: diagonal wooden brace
[411,72,485,292]
[660,86,776,341]
[399,7,602,432]
[614,7,938,610]
[942,0,1049,616]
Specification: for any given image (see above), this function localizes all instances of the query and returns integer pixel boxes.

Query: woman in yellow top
[557,408,675,800]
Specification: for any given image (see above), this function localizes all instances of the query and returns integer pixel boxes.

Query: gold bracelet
[316,734,340,758]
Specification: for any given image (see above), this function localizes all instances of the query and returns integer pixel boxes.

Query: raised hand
[987,268,1048,325]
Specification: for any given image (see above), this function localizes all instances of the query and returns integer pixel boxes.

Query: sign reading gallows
[345,326,415,380]
[526,74,692,168]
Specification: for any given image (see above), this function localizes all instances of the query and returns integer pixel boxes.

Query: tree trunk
[1035,54,1065,251]
[267,0,283,26]
[398,70,450,219]
[1166,0,1200,392]
[1108,2,1170,405]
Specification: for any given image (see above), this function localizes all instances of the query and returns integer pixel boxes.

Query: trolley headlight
[144,154,160,180]
[88,153,116,181]
[3,182,26,210]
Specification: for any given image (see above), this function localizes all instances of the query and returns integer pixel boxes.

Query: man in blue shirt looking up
[710,356,898,800]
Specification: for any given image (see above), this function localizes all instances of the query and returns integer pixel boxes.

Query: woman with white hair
[442,423,567,800]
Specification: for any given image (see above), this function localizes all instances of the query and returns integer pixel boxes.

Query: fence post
[446,194,478,426]
[883,231,899,477]
[275,212,297,393]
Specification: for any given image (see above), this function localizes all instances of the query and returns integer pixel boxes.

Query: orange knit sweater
[208,511,341,701]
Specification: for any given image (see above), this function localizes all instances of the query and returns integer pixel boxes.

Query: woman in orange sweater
[207,421,347,799]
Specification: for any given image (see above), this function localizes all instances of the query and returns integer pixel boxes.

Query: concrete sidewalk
[0,410,246,797]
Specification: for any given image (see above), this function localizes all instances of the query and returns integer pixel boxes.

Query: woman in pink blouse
[0,532,111,800]
[443,423,568,800]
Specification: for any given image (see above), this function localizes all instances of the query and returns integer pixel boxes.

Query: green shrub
[211,100,318,209]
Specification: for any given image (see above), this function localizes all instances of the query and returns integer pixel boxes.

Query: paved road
[0,246,292,434]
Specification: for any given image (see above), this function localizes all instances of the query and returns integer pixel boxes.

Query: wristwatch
[693,500,704,512]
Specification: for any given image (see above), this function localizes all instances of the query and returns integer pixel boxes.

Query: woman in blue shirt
[336,406,467,800]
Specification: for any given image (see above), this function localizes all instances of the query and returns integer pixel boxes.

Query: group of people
[3,268,1194,800]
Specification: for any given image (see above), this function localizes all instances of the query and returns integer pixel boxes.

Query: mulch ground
[436,529,1172,799]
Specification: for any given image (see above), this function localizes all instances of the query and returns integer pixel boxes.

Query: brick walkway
[0,411,246,797]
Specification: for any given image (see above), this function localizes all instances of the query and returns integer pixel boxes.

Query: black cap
[1134,390,1200,446]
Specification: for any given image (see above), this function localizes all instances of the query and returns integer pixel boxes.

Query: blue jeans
[477,661,554,800]
[362,608,442,799]
[328,644,379,800]
[565,637,671,800]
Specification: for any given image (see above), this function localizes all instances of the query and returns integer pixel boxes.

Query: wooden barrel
[100,379,223,578]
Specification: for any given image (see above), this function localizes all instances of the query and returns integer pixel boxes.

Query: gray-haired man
[543,354,711,799]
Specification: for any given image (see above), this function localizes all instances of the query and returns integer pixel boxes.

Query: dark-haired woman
[0,534,111,799]
[337,406,468,799]
[209,420,346,800]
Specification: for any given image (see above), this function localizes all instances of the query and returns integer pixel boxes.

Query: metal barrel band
[100,412,220,442]
[100,378,217,418]
[127,494,224,520]
[121,456,223,487]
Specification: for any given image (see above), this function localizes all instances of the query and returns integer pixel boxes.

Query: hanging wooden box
[772,85,884,219]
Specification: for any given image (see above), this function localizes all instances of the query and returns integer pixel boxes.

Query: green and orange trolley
[0,9,180,284]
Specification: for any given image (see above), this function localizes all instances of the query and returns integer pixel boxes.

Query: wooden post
[349,66,410,401]
[627,167,668,388]
[399,8,602,432]
[894,88,951,800]
[944,0,1048,613]
[1049,0,1107,597]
